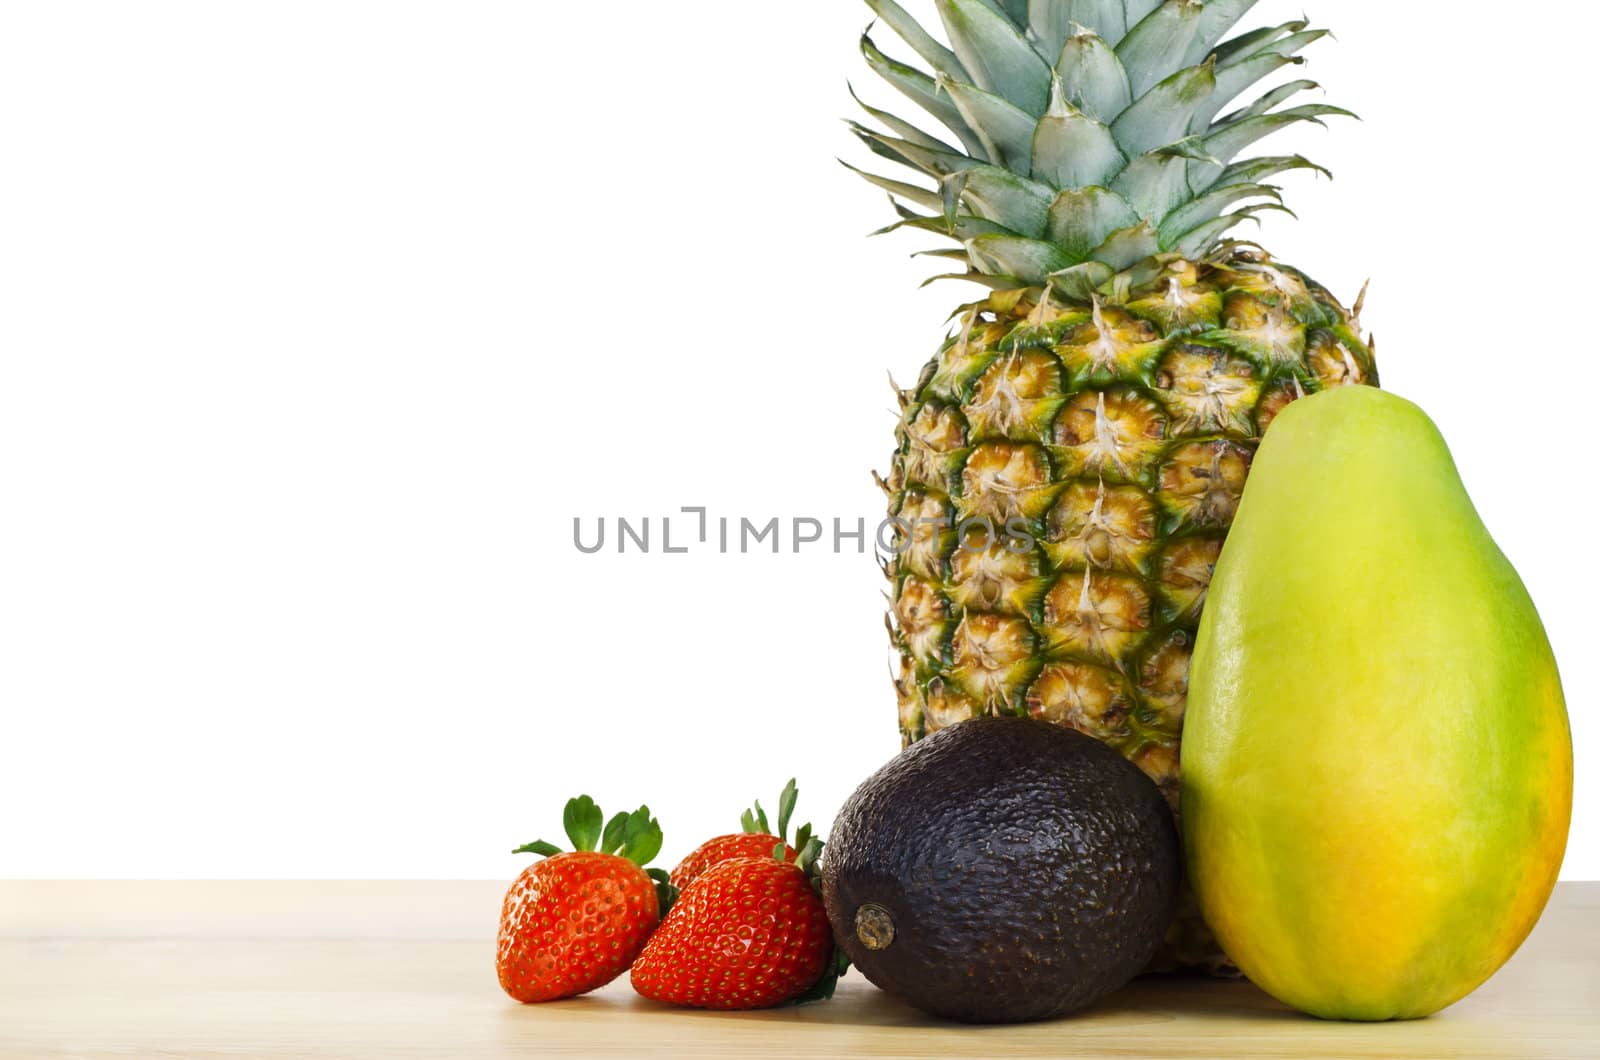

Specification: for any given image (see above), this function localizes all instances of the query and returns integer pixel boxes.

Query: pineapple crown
[848,0,1352,297]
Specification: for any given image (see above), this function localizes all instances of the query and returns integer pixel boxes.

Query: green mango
[1183,386,1572,1021]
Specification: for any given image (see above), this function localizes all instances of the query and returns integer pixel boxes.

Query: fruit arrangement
[499,783,847,1011]
[501,0,1574,1028]
[857,0,1374,969]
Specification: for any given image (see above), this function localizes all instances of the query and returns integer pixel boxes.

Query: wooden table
[1,881,1595,1058]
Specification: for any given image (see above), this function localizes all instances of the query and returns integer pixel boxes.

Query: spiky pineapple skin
[885,250,1376,967]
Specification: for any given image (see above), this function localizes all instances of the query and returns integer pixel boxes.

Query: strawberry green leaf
[740,808,760,834]
[618,805,664,868]
[752,799,771,835]
[599,811,630,856]
[645,868,678,919]
[776,779,798,842]
[510,840,562,858]
[563,795,604,852]
[794,948,852,1006]
[796,837,824,878]
[794,822,814,856]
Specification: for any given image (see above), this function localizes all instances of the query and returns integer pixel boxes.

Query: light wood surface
[1,881,1595,1059]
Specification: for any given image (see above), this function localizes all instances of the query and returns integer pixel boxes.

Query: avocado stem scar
[855,904,896,950]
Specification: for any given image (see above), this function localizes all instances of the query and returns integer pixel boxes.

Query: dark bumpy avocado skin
[821,717,1179,1023]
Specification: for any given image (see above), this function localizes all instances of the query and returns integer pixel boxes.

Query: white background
[1,1,1593,880]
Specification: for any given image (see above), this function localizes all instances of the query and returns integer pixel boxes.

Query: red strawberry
[631,839,844,1010]
[669,778,805,890]
[496,796,674,1003]
[670,833,798,890]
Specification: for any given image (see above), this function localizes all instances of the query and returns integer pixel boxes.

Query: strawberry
[631,836,847,1010]
[669,777,805,890]
[496,796,675,1003]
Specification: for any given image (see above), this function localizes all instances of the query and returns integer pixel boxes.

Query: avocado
[821,716,1179,1023]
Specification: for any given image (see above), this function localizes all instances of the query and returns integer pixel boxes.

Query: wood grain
[1,881,1595,1058]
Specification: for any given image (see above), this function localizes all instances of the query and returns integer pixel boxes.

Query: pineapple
[853,0,1377,967]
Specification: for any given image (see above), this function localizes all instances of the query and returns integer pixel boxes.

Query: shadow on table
[519,968,1306,1031]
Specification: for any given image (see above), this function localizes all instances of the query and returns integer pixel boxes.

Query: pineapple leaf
[1117,0,1205,99]
[849,84,960,155]
[1090,220,1162,270]
[1120,0,1167,40]
[865,0,970,81]
[986,0,1031,29]
[1220,79,1321,125]
[1159,181,1281,244]
[1047,186,1140,262]
[941,169,970,222]
[1032,104,1125,189]
[943,77,1039,176]
[1158,135,1223,165]
[1111,148,1193,223]
[1170,203,1291,258]
[1027,0,1080,57]
[562,795,603,852]
[967,234,1076,283]
[948,165,1054,238]
[841,159,945,212]
[920,269,1028,290]
[875,209,1015,242]
[851,123,983,179]
[1164,214,1235,257]
[1111,58,1216,157]
[1053,27,1133,124]
[1198,104,1354,171]
[1185,0,1260,66]
[1031,1,1145,48]
[1210,18,1307,66]
[1240,27,1330,65]
[1198,52,1298,126]
[937,0,1052,115]
[861,32,989,159]
[1201,29,1328,125]
[1216,154,1331,187]
[1047,260,1115,300]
